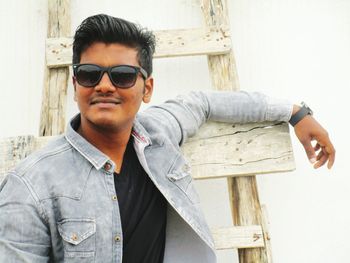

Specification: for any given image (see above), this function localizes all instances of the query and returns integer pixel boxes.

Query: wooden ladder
[0,1,295,262]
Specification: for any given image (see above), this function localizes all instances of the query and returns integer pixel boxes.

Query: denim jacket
[0,91,292,263]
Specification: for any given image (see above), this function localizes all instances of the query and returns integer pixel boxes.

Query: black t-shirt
[114,137,167,263]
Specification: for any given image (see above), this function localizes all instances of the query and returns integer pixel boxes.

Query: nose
[94,72,116,93]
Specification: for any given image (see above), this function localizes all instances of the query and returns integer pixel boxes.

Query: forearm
[205,90,293,123]
[147,90,294,145]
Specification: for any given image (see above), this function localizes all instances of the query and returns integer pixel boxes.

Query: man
[0,14,335,263]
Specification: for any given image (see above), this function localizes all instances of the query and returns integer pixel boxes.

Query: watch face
[301,102,313,115]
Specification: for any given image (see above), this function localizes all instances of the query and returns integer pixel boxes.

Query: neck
[78,118,133,172]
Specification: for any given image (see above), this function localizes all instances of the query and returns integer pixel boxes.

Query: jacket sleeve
[142,90,293,146]
[0,173,50,263]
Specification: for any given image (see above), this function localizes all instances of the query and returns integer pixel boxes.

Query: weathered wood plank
[47,0,70,38]
[185,121,295,180]
[261,205,274,263]
[0,122,294,183]
[212,225,264,249]
[229,177,270,261]
[39,0,70,136]
[200,0,240,91]
[45,27,232,68]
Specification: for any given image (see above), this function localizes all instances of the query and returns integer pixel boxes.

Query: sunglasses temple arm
[140,68,148,79]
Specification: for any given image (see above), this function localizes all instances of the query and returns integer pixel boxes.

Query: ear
[72,76,77,102]
[142,77,153,103]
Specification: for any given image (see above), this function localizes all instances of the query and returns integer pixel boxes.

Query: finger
[319,136,336,169]
[325,144,336,169]
[314,143,321,152]
[301,140,317,164]
[316,149,324,161]
[314,149,329,169]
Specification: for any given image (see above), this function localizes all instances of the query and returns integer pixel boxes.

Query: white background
[0,0,349,262]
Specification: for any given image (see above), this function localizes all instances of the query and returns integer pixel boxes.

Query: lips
[90,98,122,105]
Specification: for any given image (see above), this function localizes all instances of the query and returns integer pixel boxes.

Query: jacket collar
[64,114,152,170]
[132,117,152,146]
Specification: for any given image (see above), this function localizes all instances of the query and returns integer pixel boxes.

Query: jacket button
[71,233,78,241]
[114,235,121,242]
[104,162,112,171]
[112,195,118,201]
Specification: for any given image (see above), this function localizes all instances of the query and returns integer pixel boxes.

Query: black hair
[73,14,156,76]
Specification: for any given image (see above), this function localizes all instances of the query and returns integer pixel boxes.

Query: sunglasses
[72,64,148,88]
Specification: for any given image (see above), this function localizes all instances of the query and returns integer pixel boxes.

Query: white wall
[0,0,348,262]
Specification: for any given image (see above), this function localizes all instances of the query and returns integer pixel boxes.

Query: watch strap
[289,104,312,127]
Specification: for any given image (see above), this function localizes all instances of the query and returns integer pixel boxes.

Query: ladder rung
[212,225,265,249]
[184,121,295,180]
[154,27,231,58]
[45,27,231,68]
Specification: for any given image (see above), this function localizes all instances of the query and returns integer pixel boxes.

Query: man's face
[73,42,153,133]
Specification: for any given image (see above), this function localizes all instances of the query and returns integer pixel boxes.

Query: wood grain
[212,225,264,249]
[184,121,295,179]
[45,27,231,68]
[39,0,70,136]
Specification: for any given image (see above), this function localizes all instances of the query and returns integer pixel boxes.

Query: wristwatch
[289,102,313,127]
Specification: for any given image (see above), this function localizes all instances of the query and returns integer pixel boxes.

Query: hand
[292,105,335,169]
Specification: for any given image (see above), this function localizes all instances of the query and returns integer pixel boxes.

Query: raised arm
[141,90,335,169]
[142,90,292,144]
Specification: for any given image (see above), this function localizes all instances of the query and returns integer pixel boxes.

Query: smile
[90,98,122,105]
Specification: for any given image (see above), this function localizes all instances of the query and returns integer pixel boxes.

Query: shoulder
[6,135,91,201]
[14,135,72,177]
[136,108,183,146]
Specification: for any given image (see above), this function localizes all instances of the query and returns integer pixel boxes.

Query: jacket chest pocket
[167,156,200,204]
[57,218,96,262]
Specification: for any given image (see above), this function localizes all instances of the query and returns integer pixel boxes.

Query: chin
[90,116,132,132]
[93,118,119,130]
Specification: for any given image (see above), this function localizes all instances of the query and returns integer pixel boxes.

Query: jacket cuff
[265,96,294,122]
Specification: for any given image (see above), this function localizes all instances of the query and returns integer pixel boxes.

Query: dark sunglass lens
[110,66,137,88]
[76,65,102,87]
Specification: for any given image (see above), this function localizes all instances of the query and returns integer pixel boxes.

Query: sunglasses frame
[72,63,148,88]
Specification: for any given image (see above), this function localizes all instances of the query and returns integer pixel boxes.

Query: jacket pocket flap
[167,170,190,182]
[167,159,192,182]
[58,219,96,245]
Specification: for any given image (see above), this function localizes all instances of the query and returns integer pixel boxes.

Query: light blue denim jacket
[0,91,292,263]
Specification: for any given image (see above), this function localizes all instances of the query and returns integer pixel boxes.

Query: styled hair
[72,14,156,76]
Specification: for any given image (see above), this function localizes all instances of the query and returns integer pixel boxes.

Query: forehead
[80,42,139,66]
